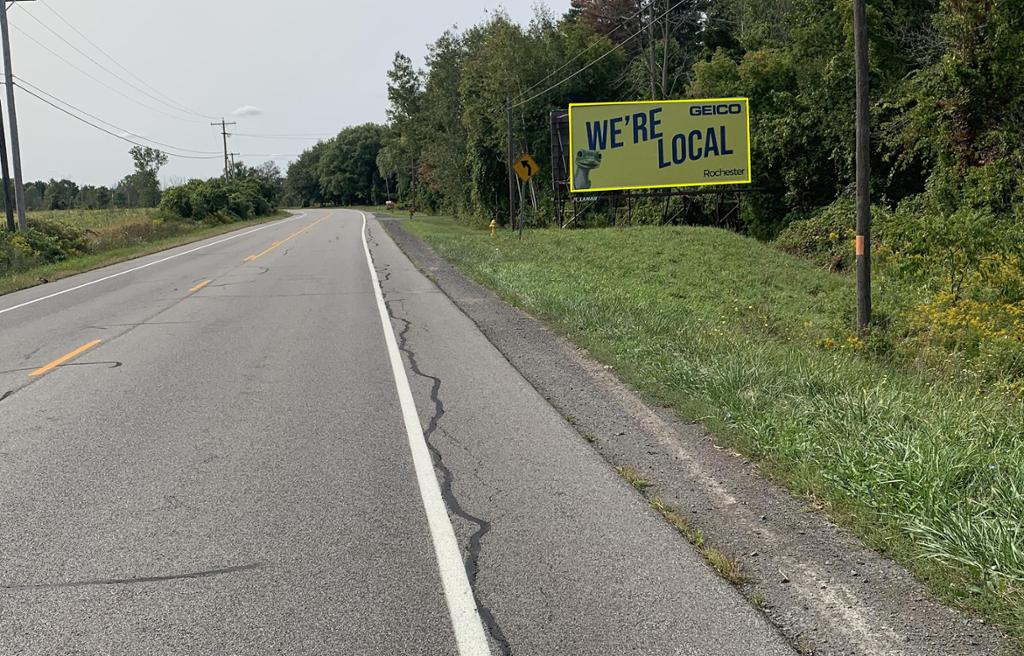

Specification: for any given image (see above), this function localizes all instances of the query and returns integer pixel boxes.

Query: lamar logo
[690,103,743,116]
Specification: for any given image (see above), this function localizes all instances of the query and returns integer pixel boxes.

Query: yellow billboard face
[568,98,751,192]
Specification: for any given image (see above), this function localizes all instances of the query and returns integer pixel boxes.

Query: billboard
[568,98,751,193]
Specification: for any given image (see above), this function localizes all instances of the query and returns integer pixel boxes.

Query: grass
[26,207,161,230]
[404,215,1024,645]
[615,466,652,492]
[1,208,289,297]
[649,495,749,585]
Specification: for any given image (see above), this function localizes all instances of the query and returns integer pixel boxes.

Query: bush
[227,192,253,219]
[159,185,193,219]
[774,198,884,272]
[0,235,40,272]
[160,176,277,221]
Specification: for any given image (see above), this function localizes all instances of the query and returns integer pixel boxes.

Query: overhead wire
[11,23,209,124]
[510,0,689,110]
[14,76,222,155]
[17,4,218,121]
[14,82,223,160]
[232,133,335,140]
[34,0,219,120]
[513,0,655,102]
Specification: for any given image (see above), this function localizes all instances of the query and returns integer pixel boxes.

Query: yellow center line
[245,215,330,263]
[31,340,103,378]
[189,279,212,293]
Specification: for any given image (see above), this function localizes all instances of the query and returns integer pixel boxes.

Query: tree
[43,179,79,210]
[127,146,168,207]
[284,141,331,207]
[318,123,385,206]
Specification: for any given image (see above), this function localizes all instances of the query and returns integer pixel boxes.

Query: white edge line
[358,210,492,656]
[0,213,308,317]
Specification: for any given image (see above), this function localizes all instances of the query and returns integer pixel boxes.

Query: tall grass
[405,218,1024,639]
[26,207,161,230]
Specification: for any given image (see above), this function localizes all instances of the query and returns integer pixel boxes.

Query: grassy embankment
[0,208,288,297]
[403,215,1024,645]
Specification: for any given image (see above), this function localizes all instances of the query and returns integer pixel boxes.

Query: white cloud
[232,105,264,117]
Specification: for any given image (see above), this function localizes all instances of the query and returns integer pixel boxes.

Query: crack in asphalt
[384,296,512,656]
[2,563,262,590]
[0,362,123,377]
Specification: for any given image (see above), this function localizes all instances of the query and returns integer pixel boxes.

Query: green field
[404,216,1024,643]
[24,207,162,231]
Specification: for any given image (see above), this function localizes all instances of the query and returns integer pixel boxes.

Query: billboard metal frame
[550,107,756,229]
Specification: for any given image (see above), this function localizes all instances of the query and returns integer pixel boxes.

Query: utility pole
[1,1,32,231]
[211,119,236,180]
[506,98,515,229]
[0,93,14,232]
[853,0,872,329]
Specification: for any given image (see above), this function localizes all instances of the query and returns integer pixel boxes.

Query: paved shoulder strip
[358,211,492,656]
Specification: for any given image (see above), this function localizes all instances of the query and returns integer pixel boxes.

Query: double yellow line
[244,215,330,263]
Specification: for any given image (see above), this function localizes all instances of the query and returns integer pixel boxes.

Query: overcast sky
[7,0,569,186]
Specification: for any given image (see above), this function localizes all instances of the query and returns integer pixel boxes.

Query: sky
[7,0,570,186]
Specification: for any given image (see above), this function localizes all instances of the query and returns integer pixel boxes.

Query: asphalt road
[0,209,795,655]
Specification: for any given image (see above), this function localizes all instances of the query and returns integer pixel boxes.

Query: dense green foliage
[160,162,283,221]
[407,215,1024,643]
[282,124,387,207]
[284,0,1023,248]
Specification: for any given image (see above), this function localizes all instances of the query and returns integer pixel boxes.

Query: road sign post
[512,154,539,239]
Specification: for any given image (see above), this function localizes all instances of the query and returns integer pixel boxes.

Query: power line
[511,0,688,110]
[14,76,222,155]
[17,5,217,121]
[11,23,208,124]
[33,0,219,120]
[15,82,223,160]
[233,132,335,140]
[514,0,655,102]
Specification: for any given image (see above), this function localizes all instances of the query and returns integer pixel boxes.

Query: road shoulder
[378,215,1009,656]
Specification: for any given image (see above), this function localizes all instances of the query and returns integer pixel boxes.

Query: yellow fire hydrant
[489,219,498,237]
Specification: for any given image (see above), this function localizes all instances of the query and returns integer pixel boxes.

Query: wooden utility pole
[0,1,31,231]
[854,0,872,329]
[0,93,14,232]
[506,98,515,229]
[211,119,236,179]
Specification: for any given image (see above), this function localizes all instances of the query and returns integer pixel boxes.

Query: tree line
[282,0,1023,249]
[9,146,171,212]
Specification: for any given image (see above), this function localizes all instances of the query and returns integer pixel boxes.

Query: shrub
[160,177,277,221]
[0,235,40,273]
[160,185,193,219]
[774,198,893,272]
[227,192,253,219]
